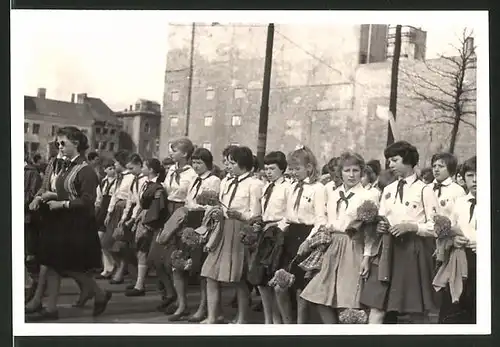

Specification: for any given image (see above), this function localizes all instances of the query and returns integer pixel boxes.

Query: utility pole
[387,24,402,147]
[256,23,275,168]
[184,22,195,137]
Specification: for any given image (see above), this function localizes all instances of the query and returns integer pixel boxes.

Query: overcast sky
[15,11,482,112]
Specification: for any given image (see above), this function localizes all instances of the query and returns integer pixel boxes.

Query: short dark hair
[32,153,42,164]
[264,151,288,172]
[192,147,214,170]
[101,157,115,169]
[327,157,340,172]
[461,156,476,177]
[321,164,329,175]
[211,164,224,179]
[431,152,459,176]
[114,150,130,167]
[162,157,175,167]
[384,141,419,167]
[252,155,260,172]
[127,153,143,166]
[366,159,382,177]
[420,167,434,183]
[87,151,99,161]
[145,158,167,183]
[56,126,89,153]
[222,145,238,159]
[229,146,254,171]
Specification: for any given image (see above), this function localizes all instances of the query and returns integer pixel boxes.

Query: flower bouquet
[171,250,192,272]
[433,214,455,263]
[181,227,202,248]
[345,200,380,240]
[196,189,222,207]
[338,308,368,324]
[268,268,296,293]
[240,219,264,250]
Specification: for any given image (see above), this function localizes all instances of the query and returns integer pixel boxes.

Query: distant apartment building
[24,88,121,160]
[161,24,476,166]
[115,99,162,158]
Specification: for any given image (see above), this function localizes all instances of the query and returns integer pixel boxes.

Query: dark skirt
[360,233,439,314]
[148,201,184,269]
[37,202,102,273]
[438,248,476,324]
[101,199,133,254]
[278,223,313,291]
[95,195,111,232]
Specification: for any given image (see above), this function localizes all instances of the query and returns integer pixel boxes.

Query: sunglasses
[54,140,66,147]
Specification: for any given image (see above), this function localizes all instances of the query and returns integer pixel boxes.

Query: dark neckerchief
[469,197,476,223]
[336,190,355,213]
[190,172,213,199]
[226,173,252,208]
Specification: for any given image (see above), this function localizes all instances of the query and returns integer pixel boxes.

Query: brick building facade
[161,24,476,167]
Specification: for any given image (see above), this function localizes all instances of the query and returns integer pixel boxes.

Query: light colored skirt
[201,218,246,283]
[301,232,364,308]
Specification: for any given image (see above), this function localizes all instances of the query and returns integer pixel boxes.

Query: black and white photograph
[12,10,490,336]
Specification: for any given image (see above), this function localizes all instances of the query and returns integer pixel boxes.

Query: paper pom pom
[240,223,260,248]
[171,250,190,271]
[433,215,453,239]
[339,309,368,324]
[181,227,202,248]
[356,200,379,222]
[196,190,220,206]
[268,269,295,289]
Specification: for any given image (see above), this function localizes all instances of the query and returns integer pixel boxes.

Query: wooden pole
[387,24,402,147]
[185,22,195,137]
[256,23,275,168]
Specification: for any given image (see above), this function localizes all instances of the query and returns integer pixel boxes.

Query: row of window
[94,141,115,152]
[24,141,40,154]
[168,114,242,128]
[166,141,239,153]
[170,87,245,102]
[25,123,90,136]
[95,127,117,136]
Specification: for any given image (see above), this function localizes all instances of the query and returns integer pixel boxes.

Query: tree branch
[460,118,477,129]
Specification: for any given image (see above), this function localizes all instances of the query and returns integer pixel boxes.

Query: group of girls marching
[70,136,478,325]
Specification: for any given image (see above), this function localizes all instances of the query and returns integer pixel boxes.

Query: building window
[144,140,151,152]
[103,128,109,135]
[30,142,40,153]
[202,142,212,151]
[24,142,29,153]
[100,141,107,150]
[206,87,215,100]
[359,24,389,64]
[51,125,58,136]
[110,129,116,135]
[171,90,180,101]
[135,103,141,111]
[204,114,213,127]
[231,115,242,127]
[144,122,151,133]
[94,142,99,149]
[109,142,115,151]
[234,87,245,99]
[155,138,160,153]
[32,123,40,135]
[95,127,101,134]
[24,123,29,134]
[170,116,179,128]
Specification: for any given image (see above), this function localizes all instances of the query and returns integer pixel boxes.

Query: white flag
[376,105,398,139]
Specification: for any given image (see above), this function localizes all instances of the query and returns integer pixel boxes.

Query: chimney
[465,37,474,56]
[71,93,75,103]
[129,105,132,111]
[76,93,87,104]
[37,88,46,99]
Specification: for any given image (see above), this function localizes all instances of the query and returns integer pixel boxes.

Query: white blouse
[379,173,439,237]
[429,177,467,218]
[95,176,118,207]
[185,171,221,209]
[261,176,291,223]
[220,172,263,221]
[163,164,198,203]
[124,174,149,220]
[450,192,477,244]
[279,177,327,239]
[107,171,135,214]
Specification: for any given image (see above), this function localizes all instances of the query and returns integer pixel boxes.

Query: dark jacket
[24,163,42,224]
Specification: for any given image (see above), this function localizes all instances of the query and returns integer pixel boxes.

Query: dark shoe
[156,296,177,312]
[25,303,43,314]
[109,279,124,285]
[26,308,59,322]
[166,309,189,321]
[95,273,113,280]
[73,292,95,308]
[125,283,135,290]
[125,288,145,297]
[93,291,112,317]
[252,300,263,312]
[164,303,178,315]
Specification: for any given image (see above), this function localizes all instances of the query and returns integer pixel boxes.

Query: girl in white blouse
[275,145,327,324]
[200,146,263,324]
[430,152,466,218]
[301,151,378,323]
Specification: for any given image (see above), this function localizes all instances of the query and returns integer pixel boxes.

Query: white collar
[433,177,453,186]
[199,171,211,179]
[400,173,417,185]
[339,182,363,194]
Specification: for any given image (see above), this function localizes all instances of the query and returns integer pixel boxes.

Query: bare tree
[401,28,477,154]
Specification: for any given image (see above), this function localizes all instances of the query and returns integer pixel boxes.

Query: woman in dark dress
[27,127,111,321]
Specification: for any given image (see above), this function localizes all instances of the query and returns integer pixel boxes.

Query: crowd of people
[23,125,477,325]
